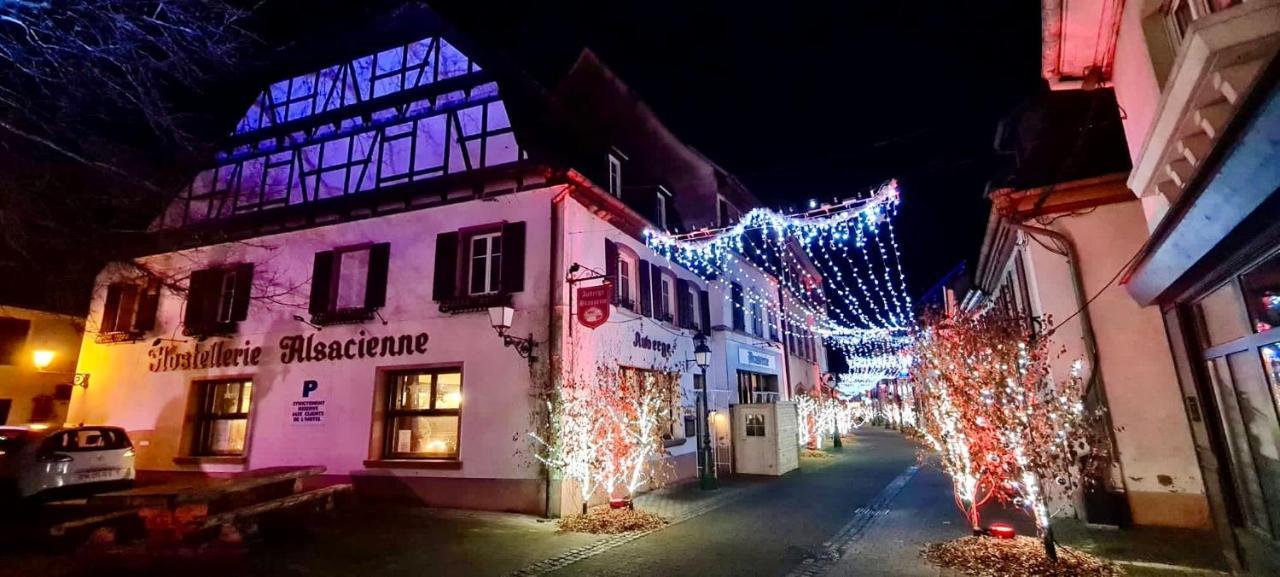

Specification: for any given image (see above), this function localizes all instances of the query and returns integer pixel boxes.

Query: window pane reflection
[1241,252,1280,334]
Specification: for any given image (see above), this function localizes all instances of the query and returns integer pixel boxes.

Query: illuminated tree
[912,311,1102,560]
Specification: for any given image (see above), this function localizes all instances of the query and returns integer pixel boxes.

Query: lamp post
[694,334,717,490]
[32,350,91,389]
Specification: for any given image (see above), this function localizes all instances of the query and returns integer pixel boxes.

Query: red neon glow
[988,523,1016,539]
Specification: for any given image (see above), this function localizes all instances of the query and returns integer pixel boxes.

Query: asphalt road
[549,427,922,577]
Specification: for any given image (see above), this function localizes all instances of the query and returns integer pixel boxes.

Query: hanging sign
[577,283,613,330]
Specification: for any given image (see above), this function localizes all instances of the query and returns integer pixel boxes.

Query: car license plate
[76,469,122,482]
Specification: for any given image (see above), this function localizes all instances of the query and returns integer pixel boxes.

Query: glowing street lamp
[32,348,90,389]
[32,350,55,371]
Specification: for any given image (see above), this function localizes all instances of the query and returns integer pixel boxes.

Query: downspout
[544,186,570,518]
[1003,220,1126,490]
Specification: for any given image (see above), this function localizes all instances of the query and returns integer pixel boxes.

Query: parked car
[0,425,135,499]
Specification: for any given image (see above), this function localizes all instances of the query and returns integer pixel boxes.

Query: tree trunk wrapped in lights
[912,311,1104,560]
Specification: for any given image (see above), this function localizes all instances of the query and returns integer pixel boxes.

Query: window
[655,187,669,230]
[184,265,253,336]
[608,154,623,198]
[192,379,253,456]
[1168,0,1199,40]
[686,284,701,330]
[750,301,763,337]
[745,414,766,437]
[99,281,160,339]
[432,223,525,310]
[383,369,462,459]
[737,371,779,404]
[43,427,131,452]
[731,283,745,331]
[659,275,674,322]
[309,243,390,324]
[717,196,738,227]
[0,317,30,366]
[617,257,634,309]
[469,233,502,295]
[1208,0,1241,12]
[621,367,681,441]
[768,311,779,341]
[1240,251,1280,334]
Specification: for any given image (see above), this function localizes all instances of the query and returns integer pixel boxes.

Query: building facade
[1044,0,1280,571]
[0,306,83,426]
[68,8,821,516]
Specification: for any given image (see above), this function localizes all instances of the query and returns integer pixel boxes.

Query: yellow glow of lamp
[32,350,55,371]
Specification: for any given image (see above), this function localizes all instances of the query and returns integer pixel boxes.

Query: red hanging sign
[577,283,613,330]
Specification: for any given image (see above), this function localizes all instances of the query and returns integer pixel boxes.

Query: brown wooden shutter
[637,260,652,317]
[365,243,390,309]
[115,285,139,334]
[676,278,691,328]
[309,251,334,315]
[501,221,525,293]
[133,280,161,332]
[699,290,711,333]
[433,232,459,301]
[100,284,124,333]
[604,239,618,303]
[184,269,219,329]
[230,263,254,322]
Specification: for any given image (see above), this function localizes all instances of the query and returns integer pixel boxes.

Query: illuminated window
[384,369,462,459]
[192,379,253,456]
[746,414,766,437]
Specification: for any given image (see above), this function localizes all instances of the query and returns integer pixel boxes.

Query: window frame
[608,153,623,198]
[1166,0,1207,44]
[192,379,253,457]
[659,274,674,323]
[745,413,767,437]
[750,300,764,337]
[382,368,464,460]
[467,232,503,296]
[616,250,638,311]
[655,186,670,231]
[331,244,374,312]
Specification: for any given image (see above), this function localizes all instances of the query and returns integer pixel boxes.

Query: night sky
[416,1,1047,297]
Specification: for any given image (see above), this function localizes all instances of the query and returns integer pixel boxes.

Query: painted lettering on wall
[632,332,674,358]
[148,340,263,373]
[146,330,430,372]
[278,330,429,364]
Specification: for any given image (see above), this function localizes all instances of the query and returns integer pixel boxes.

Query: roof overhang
[1041,0,1125,89]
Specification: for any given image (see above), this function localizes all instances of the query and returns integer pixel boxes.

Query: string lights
[644,181,913,393]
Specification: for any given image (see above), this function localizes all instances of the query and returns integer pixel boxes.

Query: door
[0,399,10,425]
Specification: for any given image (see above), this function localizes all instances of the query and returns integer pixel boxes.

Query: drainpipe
[544,186,570,518]
[1003,220,1126,494]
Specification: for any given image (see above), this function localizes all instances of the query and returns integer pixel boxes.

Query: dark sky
[414,1,1046,297]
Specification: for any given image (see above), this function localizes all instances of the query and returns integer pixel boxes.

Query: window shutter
[365,243,391,309]
[637,260,652,317]
[731,283,745,331]
[604,239,618,300]
[676,279,691,328]
[651,266,664,318]
[230,263,254,322]
[699,290,711,333]
[501,221,526,293]
[184,269,219,329]
[100,284,123,333]
[116,285,139,334]
[309,251,335,315]
[133,280,161,332]
[433,232,459,301]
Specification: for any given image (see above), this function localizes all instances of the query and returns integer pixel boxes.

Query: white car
[0,425,136,499]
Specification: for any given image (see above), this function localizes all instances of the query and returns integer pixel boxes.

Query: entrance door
[0,399,10,425]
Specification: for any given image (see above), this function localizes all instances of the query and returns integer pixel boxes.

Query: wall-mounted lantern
[487,305,537,364]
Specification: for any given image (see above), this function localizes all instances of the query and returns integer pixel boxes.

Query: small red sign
[577,283,613,330]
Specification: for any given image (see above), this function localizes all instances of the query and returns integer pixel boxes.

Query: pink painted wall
[1113,0,1165,164]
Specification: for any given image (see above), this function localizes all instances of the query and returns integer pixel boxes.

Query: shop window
[383,369,462,459]
[1240,251,1280,334]
[183,265,253,336]
[308,243,390,325]
[1198,280,1252,346]
[432,222,525,312]
[0,317,30,366]
[746,414,766,437]
[621,367,681,441]
[98,280,161,341]
[191,379,253,456]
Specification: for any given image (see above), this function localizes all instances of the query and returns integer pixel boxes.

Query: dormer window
[607,153,623,198]
[655,185,670,231]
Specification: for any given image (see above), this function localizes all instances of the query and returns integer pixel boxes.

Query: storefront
[1127,69,1280,573]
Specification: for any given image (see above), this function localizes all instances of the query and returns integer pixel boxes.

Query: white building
[69,8,825,516]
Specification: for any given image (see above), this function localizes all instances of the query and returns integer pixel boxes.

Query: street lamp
[693,333,717,490]
[32,349,90,389]
[487,305,537,364]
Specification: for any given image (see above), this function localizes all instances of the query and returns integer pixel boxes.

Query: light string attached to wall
[645,181,914,397]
